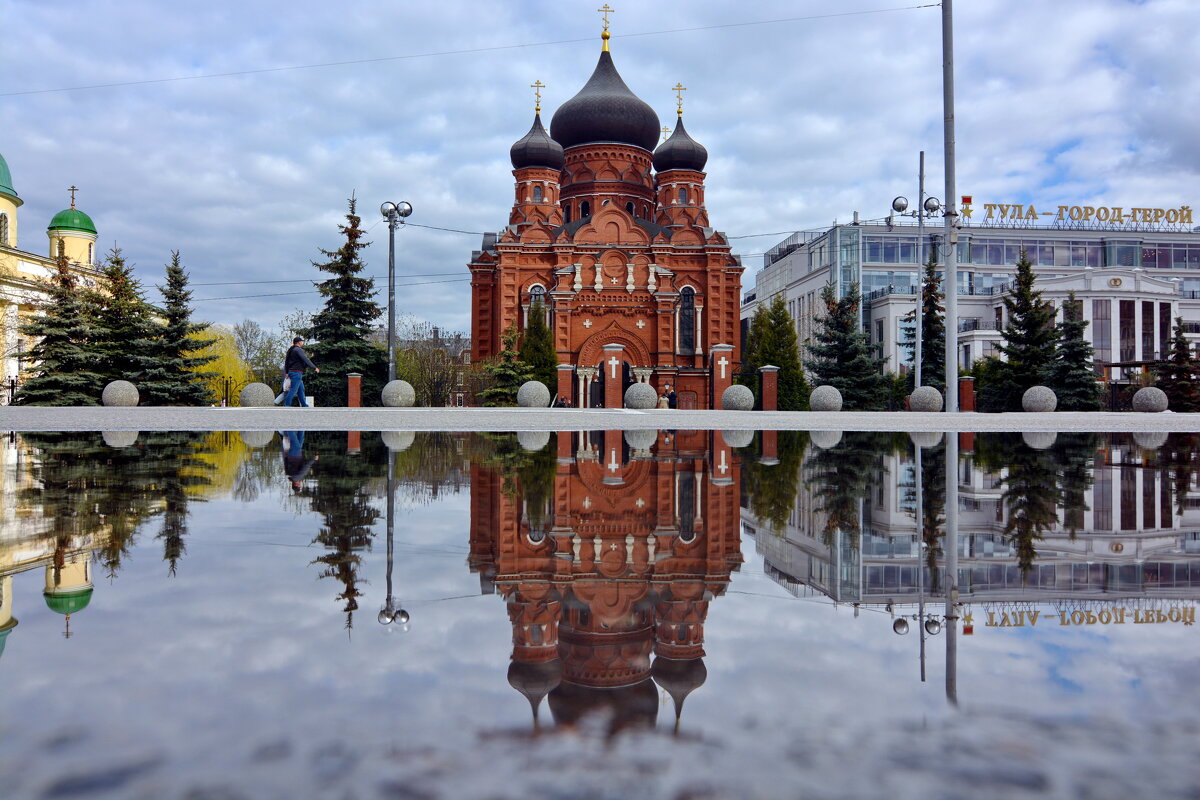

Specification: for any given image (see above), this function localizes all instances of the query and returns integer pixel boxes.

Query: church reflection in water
[467,429,743,733]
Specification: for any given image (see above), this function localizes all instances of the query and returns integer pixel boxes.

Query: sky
[3,0,1198,337]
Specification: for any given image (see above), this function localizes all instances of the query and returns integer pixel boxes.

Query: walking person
[282,336,319,407]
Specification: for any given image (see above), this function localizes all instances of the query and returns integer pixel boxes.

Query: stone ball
[1132,431,1168,451]
[810,430,843,449]
[1021,385,1057,413]
[909,386,943,413]
[623,429,659,450]
[1132,386,1169,413]
[517,430,551,452]
[908,431,944,449]
[517,380,551,408]
[381,380,416,408]
[239,430,275,448]
[102,430,139,448]
[381,430,416,452]
[101,380,139,407]
[721,384,755,411]
[810,385,843,412]
[239,382,275,407]
[624,382,658,410]
[721,429,755,449]
[1021,431,1058,450]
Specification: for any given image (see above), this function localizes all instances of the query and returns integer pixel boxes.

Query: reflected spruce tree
[471,432,558,533]
[153,433,217,575]
[901,438,946,593]
[303,432,386,629]
[1158,434,1200,517]
[806,431,892,547]
[390,431,472,502]
[738,431,810,532]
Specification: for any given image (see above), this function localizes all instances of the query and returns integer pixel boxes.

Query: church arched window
[563,204,571,223]
[678,187,689,204]
[87,243,93,264]
[679,286,696,351]
[0,213,8,246]
[526,284,549,327]
[580,200,591,218]
[626,201,635,216]
[532,185,543,203]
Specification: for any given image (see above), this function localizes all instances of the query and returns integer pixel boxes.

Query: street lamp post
[891,153,941,391]
[380,201,414,384]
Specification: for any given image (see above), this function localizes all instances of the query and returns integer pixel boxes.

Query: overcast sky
[3,0,1197,336]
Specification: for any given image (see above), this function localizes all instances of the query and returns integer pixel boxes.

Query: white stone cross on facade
[635,319,645,329]
[608,449,620,472]
[610,275,619,285]
[608,355,620,379]
[582,496,592,509]
[583,318,592,328]
[718,450,728,474]
[635,497,645,509]
[717,356,729,379]
[609,542,619,551]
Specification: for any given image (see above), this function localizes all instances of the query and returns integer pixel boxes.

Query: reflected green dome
[48,207,97,235]
[44,588,93,616]
[0,152,18,202]
[0,618,16,660]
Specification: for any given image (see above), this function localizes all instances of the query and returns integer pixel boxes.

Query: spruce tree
[738,303,770,398]
[14,257,106,406]
[518,299,558,391]
[1153,317,1200,412]
[978,250,1058,411]
[805,282,889,410]
[141,251,217,405]
[1047,292,1101,411]
[304,197,385,406]
[899,253,946,395]
[743,295,809,410]
[479,324,535,406]
[92,247,159,386]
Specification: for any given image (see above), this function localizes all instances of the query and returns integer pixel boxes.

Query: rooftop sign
[961,197,1194,233]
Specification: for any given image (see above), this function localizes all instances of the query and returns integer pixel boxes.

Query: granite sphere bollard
[517,380,551,408]
[239,430,275,448]
[381,430,416,452]
[1021,431,1058,450]
[623,429,658,450]
[1021,385,1057,413]
[239,382,275,407]
[908,386,943,413]
[381,380,416,408]
[810,385,843,412]
[721,384,755,411]
[1133,431,1168,450]
[908,431,943,449]
[517,430,551,452]
[102,430,139,448]
[810,429,843,449]
[721,429,755,449]
[102,380,139,407]
[624,382,658,410]
[1132,386,1169,413]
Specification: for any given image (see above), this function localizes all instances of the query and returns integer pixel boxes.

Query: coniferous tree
[304,197,385,406]
[805,282,889,410]
[1047,292,1102,411]
[743,295,809,410]
[1153,317,1200,412]
[14,257,106,405]
[976,250,1058,411]
[479,324,536,406]
[91,248,159,387]
[140,252,217,405]
[899,253,946,396]
[518,300,558,391]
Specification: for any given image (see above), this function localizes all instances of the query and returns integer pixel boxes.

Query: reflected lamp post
[380,201,414,384]
[890,151,941,391]
[377,459,410,629]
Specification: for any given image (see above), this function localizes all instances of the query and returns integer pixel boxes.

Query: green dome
[44,588,93,616]
[0,151,18,202]
[48,207,97,235]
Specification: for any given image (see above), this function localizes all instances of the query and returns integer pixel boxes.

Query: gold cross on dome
[68,185,78,209]
[661,125,671,142]
[530,80,545,113]
[672,83,687,117]
[598,4,615,50]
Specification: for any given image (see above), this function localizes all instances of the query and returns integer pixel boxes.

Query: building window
[580,201,591,217]
[1093,299,1111,371]
[87,243,93,264]
[626,201,635,216]
[1142,300,1155,360]
[0,213,8,246]
[1160,302,1172,358]
[532,185,543,203]
[679,286,696,351]
[563,204,571,223]
[1119,299,1135,362]
[677,187,688,204]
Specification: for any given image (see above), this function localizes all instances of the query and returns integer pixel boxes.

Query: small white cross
[608,449,620,472]
[717,356,729,379]
[636,319,646,329]
[582,497,592,509]
[608,355,620,379]
[635,498,645,509]
[718,450,728,474]
[609,543,619,551]
[583,318,592,328]
[610,276,619,285]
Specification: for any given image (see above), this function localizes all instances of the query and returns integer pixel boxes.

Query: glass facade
[1092,299,1112,367]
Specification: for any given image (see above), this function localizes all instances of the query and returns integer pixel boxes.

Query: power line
[2,4,938,97]
[190,271,464,287]
[192,276,470,302]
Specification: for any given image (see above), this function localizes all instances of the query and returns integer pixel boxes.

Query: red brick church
[469,21,743,409]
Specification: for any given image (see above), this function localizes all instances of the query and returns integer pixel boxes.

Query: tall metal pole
[387,212,397,384]
[915,151,925,389]
[944,433,959,706]
[915,441,926,682]
[942,0,959,412]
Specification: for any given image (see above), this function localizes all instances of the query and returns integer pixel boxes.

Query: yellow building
[0,151,104,392]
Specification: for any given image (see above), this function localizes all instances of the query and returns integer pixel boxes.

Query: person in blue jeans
[282,336,319,407]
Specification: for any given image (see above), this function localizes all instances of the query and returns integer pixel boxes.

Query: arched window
[532,185,543,203]
[563,204,571,223]
[527,284,548,327]
[87,243,93,264]
[679,286,696,351]
[678,187,689,204]
[626,201,635,216]
[580,200,591,217]
[0,213,8,246]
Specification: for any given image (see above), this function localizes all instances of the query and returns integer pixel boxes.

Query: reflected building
[470,430,742,733]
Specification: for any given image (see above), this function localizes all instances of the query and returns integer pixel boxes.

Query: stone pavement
[4,405,1200,432]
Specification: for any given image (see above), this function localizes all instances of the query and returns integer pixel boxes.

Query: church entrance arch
[590,359,632,408]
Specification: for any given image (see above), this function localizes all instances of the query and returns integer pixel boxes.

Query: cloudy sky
[3,0,1197,336]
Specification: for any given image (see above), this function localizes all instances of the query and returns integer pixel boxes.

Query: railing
[959,319,1000,332]
[864,286,916,302]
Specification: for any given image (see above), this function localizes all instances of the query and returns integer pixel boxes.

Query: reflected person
[281,430,318,493]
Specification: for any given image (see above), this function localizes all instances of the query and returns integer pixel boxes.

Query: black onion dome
[510,113,565,170]
[653,116,708,172]
[550,51,660,152]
